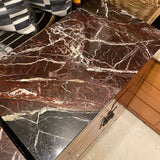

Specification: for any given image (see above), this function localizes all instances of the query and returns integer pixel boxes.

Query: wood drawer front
[130,80,160,113]
[144,62,160,91]
[128,95,160,126]
[153,122,160,133]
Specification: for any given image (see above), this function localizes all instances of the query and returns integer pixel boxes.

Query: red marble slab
[0,0,159,159]
[0,126,25,160]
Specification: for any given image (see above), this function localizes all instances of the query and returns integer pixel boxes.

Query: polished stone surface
[0,126,25,160]
[0,0,160,159]
[5,110,97,160]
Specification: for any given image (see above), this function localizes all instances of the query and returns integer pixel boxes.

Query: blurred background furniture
[0,10,55,55]
[105,0,160,25]
[0,0,72,55]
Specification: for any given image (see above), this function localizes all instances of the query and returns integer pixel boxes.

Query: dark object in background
[73,0,81,7]
[152,15,160,30]
[72,0,89,9]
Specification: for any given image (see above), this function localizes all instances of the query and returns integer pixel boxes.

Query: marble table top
[0,0,160,159]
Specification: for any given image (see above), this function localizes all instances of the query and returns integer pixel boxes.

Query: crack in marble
[2,106,96,121]
[72,116,90,123]
[9,88,37,97]
[87,66,138,73]
[0,58,65,66]
[39,130,72,141]
[120,10,137,19]
[0,128,3,141]
[11,151,17,160]
[101,0,108,17]
[34,130,40,152]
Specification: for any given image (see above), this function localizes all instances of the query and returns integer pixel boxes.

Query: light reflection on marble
[81,109,160,160]
[0,0,159,159]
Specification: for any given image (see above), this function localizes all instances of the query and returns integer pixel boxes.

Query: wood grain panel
[128,95,160,126]
[134,81,160,113]
[153,122,160,133]
[143,61,160,90]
